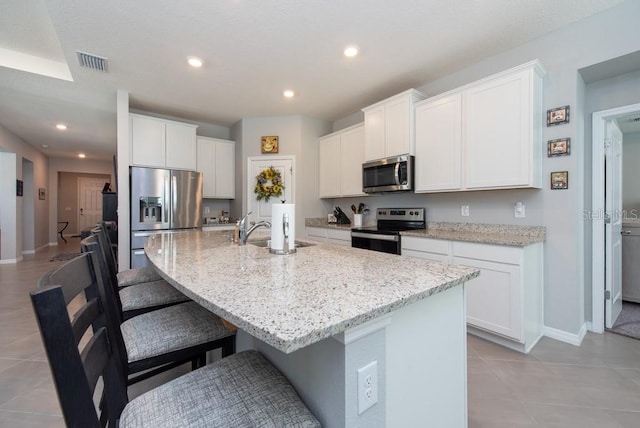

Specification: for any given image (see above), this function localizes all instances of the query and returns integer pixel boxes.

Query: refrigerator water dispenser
[139,197,163,223]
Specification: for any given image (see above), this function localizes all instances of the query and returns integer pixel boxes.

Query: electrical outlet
[514,202,525,218]
[357,361,378,414]
[461,205,470,217]
[205,206,211,214]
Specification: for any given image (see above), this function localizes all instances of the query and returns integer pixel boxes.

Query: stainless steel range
[351,208,426,255]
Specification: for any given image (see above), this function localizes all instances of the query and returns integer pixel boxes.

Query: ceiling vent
[76,51,108,72]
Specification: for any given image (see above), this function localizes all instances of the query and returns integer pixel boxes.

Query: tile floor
[1,238,640,427]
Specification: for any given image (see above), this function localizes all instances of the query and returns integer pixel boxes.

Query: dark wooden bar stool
[31,251,321,427]
[56,221,68,243]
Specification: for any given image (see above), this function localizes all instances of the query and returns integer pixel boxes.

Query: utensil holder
[353,214,363,227]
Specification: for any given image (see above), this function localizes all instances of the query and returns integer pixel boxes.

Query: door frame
[246,155,295,218]
[591,103,640,332]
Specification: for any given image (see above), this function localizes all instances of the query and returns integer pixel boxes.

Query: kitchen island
[145,229,479,427]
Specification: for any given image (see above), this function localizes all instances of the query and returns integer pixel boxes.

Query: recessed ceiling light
[283,90,295,98]
[78,153,86,158]
[188,57,203,68]
[56,123,67,130]
[344,46,359,57]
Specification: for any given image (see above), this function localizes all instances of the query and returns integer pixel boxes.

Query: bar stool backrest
[32,251,128,427]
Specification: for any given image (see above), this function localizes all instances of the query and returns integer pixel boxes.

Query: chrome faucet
[238,211,271,245]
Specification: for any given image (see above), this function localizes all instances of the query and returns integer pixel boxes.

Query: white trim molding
[333,314,392,345]
[543,323,587,347]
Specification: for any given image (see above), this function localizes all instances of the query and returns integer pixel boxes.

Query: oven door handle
[351,232,399,242]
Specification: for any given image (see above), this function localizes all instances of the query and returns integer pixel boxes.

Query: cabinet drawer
[452,241,521,264]
[326,228,351,242]
[306,227,327,241]
[402,236,449,255]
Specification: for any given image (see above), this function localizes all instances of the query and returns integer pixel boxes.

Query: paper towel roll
[271,203,296,252]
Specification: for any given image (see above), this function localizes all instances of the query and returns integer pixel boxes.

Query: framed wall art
[38,188,46,200]
[547,105,570,126]
[547,138,571,157]
[261,136,279,154]
[16,180,23,197]
[551,171,568,190]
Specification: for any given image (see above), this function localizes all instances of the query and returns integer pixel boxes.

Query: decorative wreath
[254,166,284,202]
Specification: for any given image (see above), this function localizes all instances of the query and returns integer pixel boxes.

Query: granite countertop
[145,230,479,354]
[306,218,545,247]
[402,222,546,247]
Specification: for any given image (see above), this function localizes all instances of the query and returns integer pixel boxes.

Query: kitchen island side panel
[386,284,467,428]
[237,284,467,428]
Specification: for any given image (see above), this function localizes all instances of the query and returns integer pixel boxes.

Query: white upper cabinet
[196,136,236,199]
[130,114,198,170]
[415,93,463,192]
[165,121,197,170]
[340,125,366,196]
[318,123,366,198]
[362,89,426,162]
[414,60,545,193]
[319,134,342,198]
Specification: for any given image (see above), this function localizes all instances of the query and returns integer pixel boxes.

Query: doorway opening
[57,171,110,238]
[592,102,640,333]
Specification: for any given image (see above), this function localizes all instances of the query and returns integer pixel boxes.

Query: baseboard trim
[0,256,23,264]
[543,323,587,347]
[22,250,36,255]
[36,243,50,252]
[49,242,59,247]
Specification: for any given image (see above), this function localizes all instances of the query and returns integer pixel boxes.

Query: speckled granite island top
[145,230,479,354]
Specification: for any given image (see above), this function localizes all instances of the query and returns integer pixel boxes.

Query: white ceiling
[0,0,627,161]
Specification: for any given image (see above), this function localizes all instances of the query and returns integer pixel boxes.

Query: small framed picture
[547,138,571,157]
[547,105,570,126]
[551,171,568,190]
[16,180,23,197]
[38,188,46,200]
[261,136,279,154]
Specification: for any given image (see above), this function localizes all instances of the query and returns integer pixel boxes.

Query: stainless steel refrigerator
[130,167,202,268]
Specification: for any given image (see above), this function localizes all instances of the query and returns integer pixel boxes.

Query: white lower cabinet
[305,227,351,246]
[402,236,543,353]
[306,227,327,242]
[326,228,351,246]
[401,237,450,262]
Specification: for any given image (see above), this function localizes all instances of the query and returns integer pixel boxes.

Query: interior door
[247,157,294,225]
[605,119,623,328]
[78,178,105,232]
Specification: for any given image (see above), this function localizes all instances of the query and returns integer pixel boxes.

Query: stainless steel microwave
[362,154,414,193]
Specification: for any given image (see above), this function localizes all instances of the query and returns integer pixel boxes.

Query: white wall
[329,0,640,338]
[0,124,49,262]
[235,115,331,237]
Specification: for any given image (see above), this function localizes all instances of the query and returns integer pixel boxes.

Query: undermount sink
[248,239,315,248]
